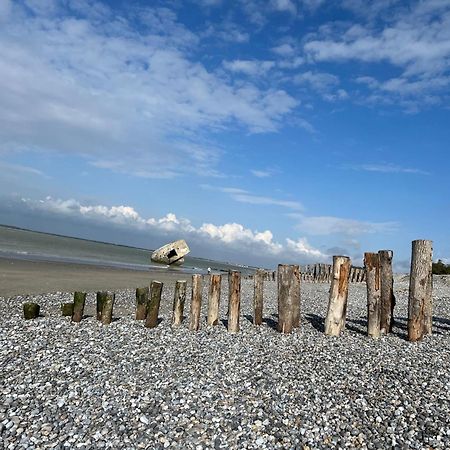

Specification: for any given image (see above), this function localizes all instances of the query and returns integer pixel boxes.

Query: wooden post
[96,291,107,321]
[189,274,202,331]
[61,303,73,317]
[325,256,351,336]
[253,269,264,325]
[23,303,40,320]
[365,253,381,338]
[172,280,187,326]
[408,240,433,341]
[277,264,300,333]
[72,291,86,323]
[207,274,221,326]
[135,287,149,320]
[145,281,163,328]
[101,292,115,325]
[228,271,241,332]
[357,268,363,283]
[379,250,395,335]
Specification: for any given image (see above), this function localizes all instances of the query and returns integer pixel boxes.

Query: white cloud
[348,163,430,175]
[295,71,339,89]
[271,0,297,15]
[18,196,327,264]
[223,59,275,76]
[271,43,296,56]
[0,3,297,179]
[286,237,327,259]
[0,161,47,178]
[296,215,398,236]
[250,169,273,178]
[202,185,304,210]
[304,1,450,106]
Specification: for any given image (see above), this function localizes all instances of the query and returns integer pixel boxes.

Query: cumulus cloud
[17,196,327,264]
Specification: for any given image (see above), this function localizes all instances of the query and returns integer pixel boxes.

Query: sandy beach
[1,272,450,449]
[0,257,192,298]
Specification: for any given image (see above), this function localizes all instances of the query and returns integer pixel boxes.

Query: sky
[0,0,449,270]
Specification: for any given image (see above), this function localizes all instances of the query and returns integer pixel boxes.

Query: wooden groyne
[24,240,434,342]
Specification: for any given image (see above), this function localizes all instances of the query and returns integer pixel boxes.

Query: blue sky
[0,0,449,269]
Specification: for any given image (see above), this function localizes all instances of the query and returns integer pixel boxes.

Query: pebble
[0,276,450,449]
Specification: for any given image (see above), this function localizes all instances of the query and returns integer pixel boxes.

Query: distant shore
[0,257,193,297]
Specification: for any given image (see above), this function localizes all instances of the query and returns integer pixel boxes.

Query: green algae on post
[23,302,40,320]
[61,302,74,317]
[72,291,86,323]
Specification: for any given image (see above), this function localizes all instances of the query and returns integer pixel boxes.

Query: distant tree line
[432,259,450,275]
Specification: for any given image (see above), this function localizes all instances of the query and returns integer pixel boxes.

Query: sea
[0,225,256,275]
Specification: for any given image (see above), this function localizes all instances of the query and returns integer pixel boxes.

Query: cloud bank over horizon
[2,195,329,267]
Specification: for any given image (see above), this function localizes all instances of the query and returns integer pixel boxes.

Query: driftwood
[207,274,221,326]
[408,240,433,341]
[379,250,395,334]
[23,303,40,320]
[228,271,241,333]
[172,280,187,326]
[135,287,149,320]
[325,256,351,336]
[189,274,202,331]
[253,269,264,326]
[145,281,163,328]
[72,292,86,323]
[365,253,381,338]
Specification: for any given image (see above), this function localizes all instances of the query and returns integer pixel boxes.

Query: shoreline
[0,257,193,297]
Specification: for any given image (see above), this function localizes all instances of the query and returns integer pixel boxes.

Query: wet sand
[0,257,191,297]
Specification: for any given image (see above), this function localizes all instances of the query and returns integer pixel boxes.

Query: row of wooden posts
[22,240,433,342]
[255,265,366,283]
[299,264,366,283]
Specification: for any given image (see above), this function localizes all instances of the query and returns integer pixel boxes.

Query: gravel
[1,275,450,449]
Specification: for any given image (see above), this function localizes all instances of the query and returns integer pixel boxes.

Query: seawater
[0,225,255,275]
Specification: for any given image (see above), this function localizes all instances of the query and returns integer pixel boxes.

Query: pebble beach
[1,275,450,449]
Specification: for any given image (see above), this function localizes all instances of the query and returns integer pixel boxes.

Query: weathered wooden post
[277,264,300,333]
[379,250,395,334]
[72,292,86,323]
[228,271,241,332]
[96,291,107,321]
[23,303,40,320]
[325,256,351,336]
[135,287,149,320]
[189,274,202,331]
[101,292,115,325]
[357,268,363,283]
[207,274,221,326]
[408,240,433,341]
[61,303,73,317]
[145,281,163,328]
[253,269,264,325]
[172,280,187,326]
[365,253,381,338]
